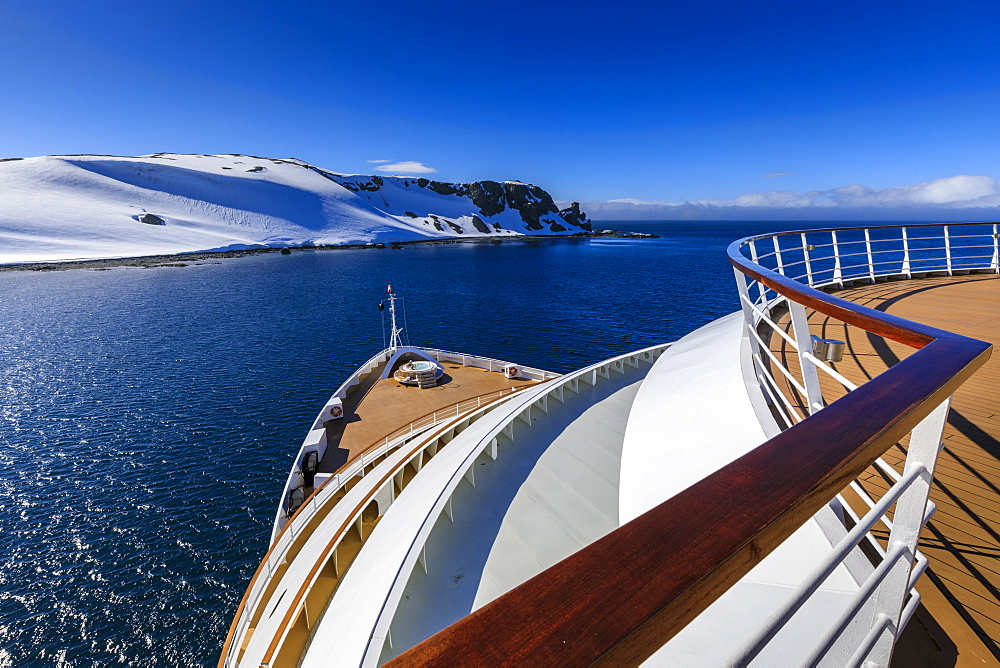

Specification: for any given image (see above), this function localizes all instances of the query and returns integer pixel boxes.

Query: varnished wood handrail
[388,225,992,666]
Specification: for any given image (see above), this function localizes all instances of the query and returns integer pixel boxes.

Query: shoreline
[0,231,656,272]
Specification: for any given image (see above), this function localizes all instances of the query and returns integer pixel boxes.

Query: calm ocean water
[0,220,932,665]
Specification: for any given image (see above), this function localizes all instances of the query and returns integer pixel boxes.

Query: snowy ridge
[0,154,591,264]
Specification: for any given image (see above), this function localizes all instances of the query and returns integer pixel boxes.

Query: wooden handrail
[387,226,992,666]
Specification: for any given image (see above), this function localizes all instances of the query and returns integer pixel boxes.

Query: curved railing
[388,223,993,666]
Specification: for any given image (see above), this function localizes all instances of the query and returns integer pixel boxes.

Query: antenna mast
[387,284,402,350]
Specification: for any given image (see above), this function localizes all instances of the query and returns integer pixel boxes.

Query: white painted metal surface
[296,344,669,667]
[618,312,870,666]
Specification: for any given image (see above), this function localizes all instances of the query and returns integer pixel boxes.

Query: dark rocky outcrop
[323,170,590,235]
[339,175,384,192]
[470,215,491,233]
[427,181,462,196]
[138,213,165,225]
[504,182,556,230]
[428,215,464,234]
[558,201,592,231]
[468,181,507,217]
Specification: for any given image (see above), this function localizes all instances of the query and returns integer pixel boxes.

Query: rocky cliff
[319,170,591,235]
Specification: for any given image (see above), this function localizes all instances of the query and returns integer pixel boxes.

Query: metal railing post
[867,397,950,666]
[801,233,814,286]
[865,228,875,282]
[901,227,911,277]
[992,224,999,273]
[787,301,824,415]
[749,240,767,302]
[832,230,843,287]
[944,225,953,275]
[733,267,768,392]
[733,267,756,335]
[773,236,785,275]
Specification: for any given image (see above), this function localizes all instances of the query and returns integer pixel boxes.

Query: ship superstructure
[222,223,999,667]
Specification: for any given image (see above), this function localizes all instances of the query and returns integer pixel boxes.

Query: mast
[387,284,402,350]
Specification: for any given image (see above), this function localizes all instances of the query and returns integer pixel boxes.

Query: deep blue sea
[0,220,939,665]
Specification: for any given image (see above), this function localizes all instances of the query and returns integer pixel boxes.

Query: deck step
[416,369,438,389]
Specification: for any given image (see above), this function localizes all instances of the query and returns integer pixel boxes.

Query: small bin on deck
[504,364,522,379]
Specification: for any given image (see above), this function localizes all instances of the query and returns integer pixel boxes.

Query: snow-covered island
[0,154,592,264]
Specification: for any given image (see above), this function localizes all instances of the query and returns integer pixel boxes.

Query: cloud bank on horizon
[580,175,1000,221]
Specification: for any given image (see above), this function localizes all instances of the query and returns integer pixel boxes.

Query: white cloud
[579,175,1000,221]
[762,172,794,178]
[367,159,392,164]
[373,161,437,174]
[607,197,666,205]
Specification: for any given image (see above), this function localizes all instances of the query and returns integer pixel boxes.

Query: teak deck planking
[320,360,539,473]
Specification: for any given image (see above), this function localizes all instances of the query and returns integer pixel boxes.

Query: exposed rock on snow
[329,173,590,234]
[559,201,589,229]
[470,215,490,233]
[137,213,165,225]
[0,153,591,264]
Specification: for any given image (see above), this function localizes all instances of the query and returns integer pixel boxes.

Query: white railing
[730,222,996,666]
[735,222,996,430]
[744,222,998,293]
[271,349,394,537]
[418,346,557,381]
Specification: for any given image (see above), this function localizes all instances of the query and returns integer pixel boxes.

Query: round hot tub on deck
[394,359,444,387]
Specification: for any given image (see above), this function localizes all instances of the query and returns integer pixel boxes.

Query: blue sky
[2,0,999,218]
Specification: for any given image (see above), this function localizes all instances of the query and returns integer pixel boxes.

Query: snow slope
[0,154,591,264]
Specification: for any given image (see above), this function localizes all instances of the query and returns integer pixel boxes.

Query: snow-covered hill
[0,154,591,264]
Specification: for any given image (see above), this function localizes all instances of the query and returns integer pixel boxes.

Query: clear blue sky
[2,0,999,209]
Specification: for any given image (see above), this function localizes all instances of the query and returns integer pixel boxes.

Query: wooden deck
[770,273,1000,665]
[319,359,540,473]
